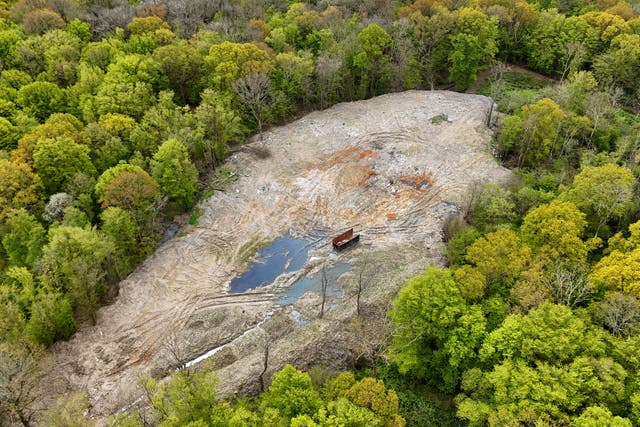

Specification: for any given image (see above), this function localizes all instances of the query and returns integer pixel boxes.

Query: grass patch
[188,207,204,225]
[430,113,449,125]
[477,70,552,113]
[237,237,269,264]
[209,165,239,191]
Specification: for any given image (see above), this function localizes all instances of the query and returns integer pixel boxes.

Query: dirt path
[46,91,512,420]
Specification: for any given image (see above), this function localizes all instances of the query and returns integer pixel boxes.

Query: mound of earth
[47,90,511,420]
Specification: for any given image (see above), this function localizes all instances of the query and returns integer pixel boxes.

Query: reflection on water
[229,234,310,293]
[276,262,352,306]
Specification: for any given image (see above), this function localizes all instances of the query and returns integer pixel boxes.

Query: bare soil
[46,91,512,421]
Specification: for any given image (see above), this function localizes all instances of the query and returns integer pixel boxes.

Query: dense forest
[1,0,640,424]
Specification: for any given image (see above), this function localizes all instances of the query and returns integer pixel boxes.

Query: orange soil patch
[358,149,378,159]
[386,213,397,220]
[398,171,435,189]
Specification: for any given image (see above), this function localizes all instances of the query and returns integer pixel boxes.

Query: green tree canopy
[33,136,95,194]
[151,138,198,208]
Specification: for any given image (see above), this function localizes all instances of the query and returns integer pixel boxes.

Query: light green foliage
[94,81,156,120]
[26,292,76,346]
[512,185,554,216]
[480,302,605,364]
[466,229,532,292]
[520,200,594,262]
[470,184,517,231]
[151,138,198,208]
[594,220,640,294]
[60,206,89,228]
[459,303,626,424]
[448,8,498,90]
[206,41,273,90]
[145,369,227,427]
[341,377,402,424]
[0,116,19,150]
[565,71,598,114]
[0,158,43,221]
[129,91,203,157]
[16,81,65,121]
[81,39,124,71]
[0,300,27,343]
[33,136,95,194]
[194,89,246,166]
[102,54,167,92]
[351,24,393,98]
[272,52,314,112]
[40,392,95,427]
[0,28,22,70]
[14,30,82,80]
[594,34,640,96]
[1,208,44,268]
[562,163,635,236]
[66,19,92,43]
[39,226,115,322]
[2,266,36,317]
[127,16,171,35]
[453,265,486,302]
[390,267,486,392]
[501,97,567,168]
[574,406,632,426]
[100,207,140,277]
[261,364,323,419]
[524,10,568,75]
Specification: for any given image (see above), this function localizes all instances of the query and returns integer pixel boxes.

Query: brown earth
[46,90,512,421]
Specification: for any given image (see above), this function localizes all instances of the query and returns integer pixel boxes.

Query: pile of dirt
[46,90,511,421]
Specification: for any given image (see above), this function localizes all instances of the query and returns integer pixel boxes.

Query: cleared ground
[48,90,511,418]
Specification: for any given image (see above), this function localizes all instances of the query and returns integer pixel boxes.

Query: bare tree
[232,72,271,140]
[161,329,192,371]
[319,266,328,319]
[258,332,270,392]
[315,55,343,109]
[594,292,640,337]
[560,41,586,82]
[542,262,593,308]
[346,302,393,378]
[356,258,367,316]
[0,343,46,427]
[586,91,614,142]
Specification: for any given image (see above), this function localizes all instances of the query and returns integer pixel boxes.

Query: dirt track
[47,90,511,419]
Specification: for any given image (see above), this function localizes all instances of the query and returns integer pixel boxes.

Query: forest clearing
[45,90,511,419]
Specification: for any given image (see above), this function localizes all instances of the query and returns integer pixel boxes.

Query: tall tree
[39,226,115,323]
[32,136,95,194]
[390,267,486,392]
[562,164,635,237]
[151,138,198,208]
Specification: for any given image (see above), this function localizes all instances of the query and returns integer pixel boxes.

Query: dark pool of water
[229,234,310,293]
[276,262,352,306]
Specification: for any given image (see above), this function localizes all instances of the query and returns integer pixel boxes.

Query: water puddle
[276,262,351,306]
[229,234,310,293]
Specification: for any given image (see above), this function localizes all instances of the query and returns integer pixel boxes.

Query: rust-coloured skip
[332,228,360,251]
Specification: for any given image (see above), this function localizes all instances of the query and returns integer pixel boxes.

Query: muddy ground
[47,90,511,421]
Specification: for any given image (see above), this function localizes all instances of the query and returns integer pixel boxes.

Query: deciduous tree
[151,138,198,208]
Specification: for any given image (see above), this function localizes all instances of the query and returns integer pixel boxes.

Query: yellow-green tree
[562,163,635,237]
